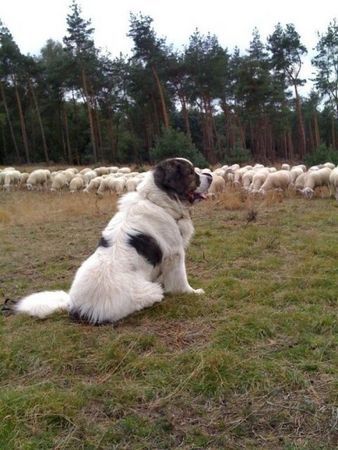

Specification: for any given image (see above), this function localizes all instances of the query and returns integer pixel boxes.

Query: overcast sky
[1,0,337,93]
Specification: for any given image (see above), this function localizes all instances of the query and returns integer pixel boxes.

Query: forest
[0,1,337,166]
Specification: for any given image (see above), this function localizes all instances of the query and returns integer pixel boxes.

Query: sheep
[281,163,291,171]
[83,176,103,194]
[19,172,30,188]
[294,172,307,191]
[118,167,131,174]
[62,169,77,183]
[26,169,51,190]
[97,175,126,197]
[289,167,304,184]
[259,170,291,195]
[329,167,338,201]
[79,168,92,175]
[213,167,226,178]
[233,166,250,186]
[249,168,270,193]
[300,167,332,199]
[0,171,7,188]
[107,166,119,173]
[126,175,143,192]
[69,175,85,192]
[82,169,97,186]
[94,166,110,176]
[3,169,21,191]
[208,174,226,195]
[241,169,255,191]
[292,164,306,172]
[323,162,335,170]
[51,173,68,191]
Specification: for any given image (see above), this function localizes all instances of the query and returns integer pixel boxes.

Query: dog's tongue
[189,191,207,203]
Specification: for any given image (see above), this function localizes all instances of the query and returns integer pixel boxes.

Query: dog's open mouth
[188,191,208,203]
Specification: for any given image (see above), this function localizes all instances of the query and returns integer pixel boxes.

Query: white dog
[4,158,212,325]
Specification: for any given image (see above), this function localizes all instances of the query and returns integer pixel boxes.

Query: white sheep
[329,167,338,201]
[82,169,97,186]
[19,172,30,188]
[94,167,110,176]
[0,171,7,188]
[51,173,68,191]
[26,169,51,190]
[69,175,85,192]
[3,169,21,191]
[323,162,335,170]
[97,175,126,196]
[62,169,76,183]
[289,167,304,184]
[291,164,306,172]
[108,166,119,173]
[281,163,291,171]
[208,174,226,195]
[83,176,103,193]
[301,167,332,199]
[126,176,144,192]
[241,170,255,190]
[233,166,250,185]
[79,168,92,175]
[118,167,131,174]
[294,172,307,191]
[249,168,270,193]
[259,170,291,194]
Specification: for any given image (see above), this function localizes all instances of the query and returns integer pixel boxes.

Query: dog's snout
[204,173,213,185]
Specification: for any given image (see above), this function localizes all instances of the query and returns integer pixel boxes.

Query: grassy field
[0,189,337,449]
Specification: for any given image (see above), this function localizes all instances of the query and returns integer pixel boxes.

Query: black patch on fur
[98,236,110,248]
[153,158,199,201]
[69,309,111,326]
[1,298,17,316]
[128,232,162,267]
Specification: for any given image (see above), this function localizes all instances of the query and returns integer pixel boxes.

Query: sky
[1,0,337,93]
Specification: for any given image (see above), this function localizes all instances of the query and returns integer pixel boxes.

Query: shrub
[304,144,338,166]
[150,128,208,167]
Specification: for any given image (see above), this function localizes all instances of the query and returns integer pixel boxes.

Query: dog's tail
[2,291,70,318]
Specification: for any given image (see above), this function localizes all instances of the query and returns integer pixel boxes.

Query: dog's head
[153,158,212,203]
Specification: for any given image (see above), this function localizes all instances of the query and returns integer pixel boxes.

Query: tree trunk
[63,106,72,164]
[287,130,294,160]
[331,116,336,149]
[81,68,97,163]
[179,93,191,139]
[29,80,49,163]
[151,65,169,129]
[294,84,306,159]
[0,80,20,161]
[14,80,30,163]
[313,112,320,149]
[107,111,117,162]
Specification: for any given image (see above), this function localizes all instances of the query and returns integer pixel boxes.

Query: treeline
[0,1,337,165]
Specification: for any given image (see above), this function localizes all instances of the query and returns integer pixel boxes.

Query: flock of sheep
[0,162,338,201]
[204,162,338,200]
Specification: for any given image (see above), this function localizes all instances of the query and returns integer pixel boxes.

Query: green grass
[0,191,337,449]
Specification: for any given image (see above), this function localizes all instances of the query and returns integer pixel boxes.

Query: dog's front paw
[192,288,205,295]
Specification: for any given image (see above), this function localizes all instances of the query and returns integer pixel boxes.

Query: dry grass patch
[0,191,117,226]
